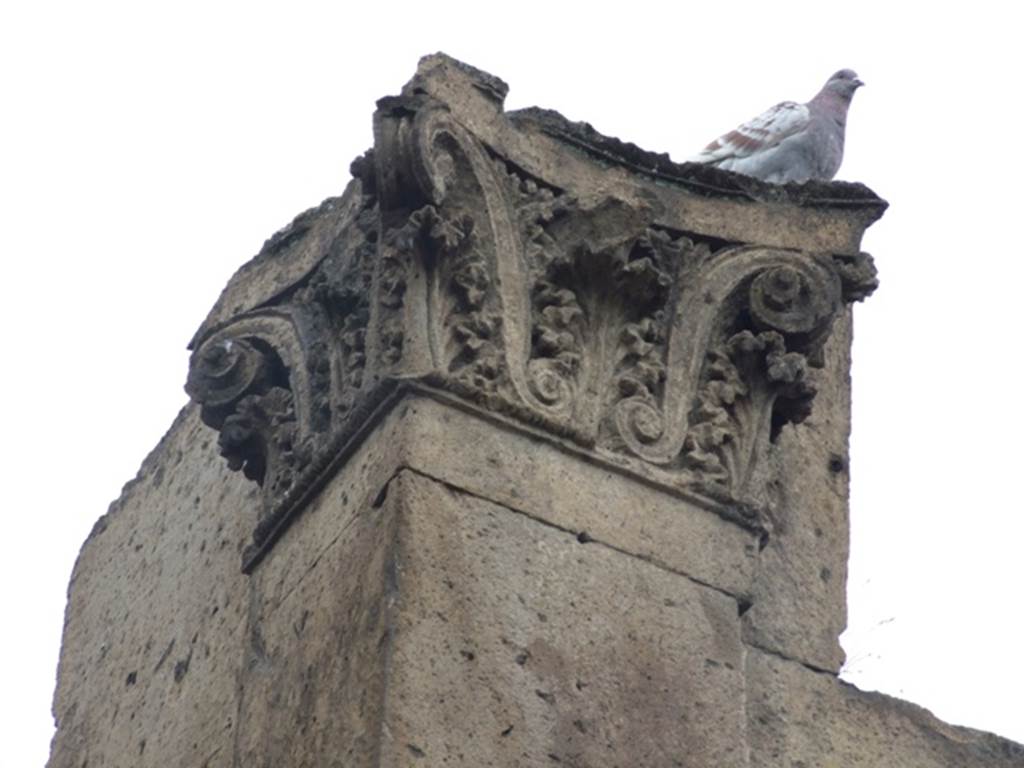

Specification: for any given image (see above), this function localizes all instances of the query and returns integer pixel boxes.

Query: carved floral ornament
[186,95,878,571]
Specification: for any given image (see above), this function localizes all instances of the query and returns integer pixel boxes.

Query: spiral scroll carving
[614,397,666,446]
[609,246,849,482]
[526,358,577,412]
[185,338,272,426]
[748,260,841,347]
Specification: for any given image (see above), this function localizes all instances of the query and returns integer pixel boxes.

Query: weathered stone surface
[403,55,886,256]
[397,394,760,599]
[184,51,882,571]
[380,470,748,767]
[48,407,254,768]
[247,391,406,613]
[742,310,854,672]
[233,466,397,768]
[747,648,1024,767]
[224,389,420,766]
[49,51,1024,768]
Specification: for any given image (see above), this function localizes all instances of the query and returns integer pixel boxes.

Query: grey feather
[691,70,863,183]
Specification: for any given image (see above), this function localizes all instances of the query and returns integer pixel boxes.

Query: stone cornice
[185,53,884,571]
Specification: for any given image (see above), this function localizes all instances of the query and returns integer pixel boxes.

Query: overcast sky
[3,1,1022,763]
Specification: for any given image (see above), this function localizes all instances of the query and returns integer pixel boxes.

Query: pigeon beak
[854,78,865,88]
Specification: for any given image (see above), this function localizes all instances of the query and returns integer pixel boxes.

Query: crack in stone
[745,641,838,677]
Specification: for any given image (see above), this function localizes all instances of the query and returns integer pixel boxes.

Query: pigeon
[690,70,864,183]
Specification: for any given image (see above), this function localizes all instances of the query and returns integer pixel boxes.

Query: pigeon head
[823,69,864,100]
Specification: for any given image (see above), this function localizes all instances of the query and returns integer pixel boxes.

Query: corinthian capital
[186,54,886,571]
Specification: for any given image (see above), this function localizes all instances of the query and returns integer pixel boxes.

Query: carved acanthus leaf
[513,192,661,434]
[833,251,879,302]
[682,330,815,497]
[611,246,842,468]
[305,206,377,421]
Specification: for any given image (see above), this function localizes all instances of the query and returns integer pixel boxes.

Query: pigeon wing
[691,101,810,164]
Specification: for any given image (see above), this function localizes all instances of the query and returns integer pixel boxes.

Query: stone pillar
[48,54,1024,767]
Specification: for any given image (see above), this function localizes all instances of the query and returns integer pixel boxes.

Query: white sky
[3,1,1022,763]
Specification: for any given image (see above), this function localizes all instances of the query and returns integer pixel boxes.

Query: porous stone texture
[48,407,255,768]
[742,311,855,672]
[747,648,1024,767]
[229,398,413,767]
[396,395,760,599]
[49,52,1024,767]
[379,470,748,767]
[232,469,396,767]
[49,391,1024,767]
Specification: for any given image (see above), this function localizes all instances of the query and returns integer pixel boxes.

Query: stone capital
[185,53,885,572]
